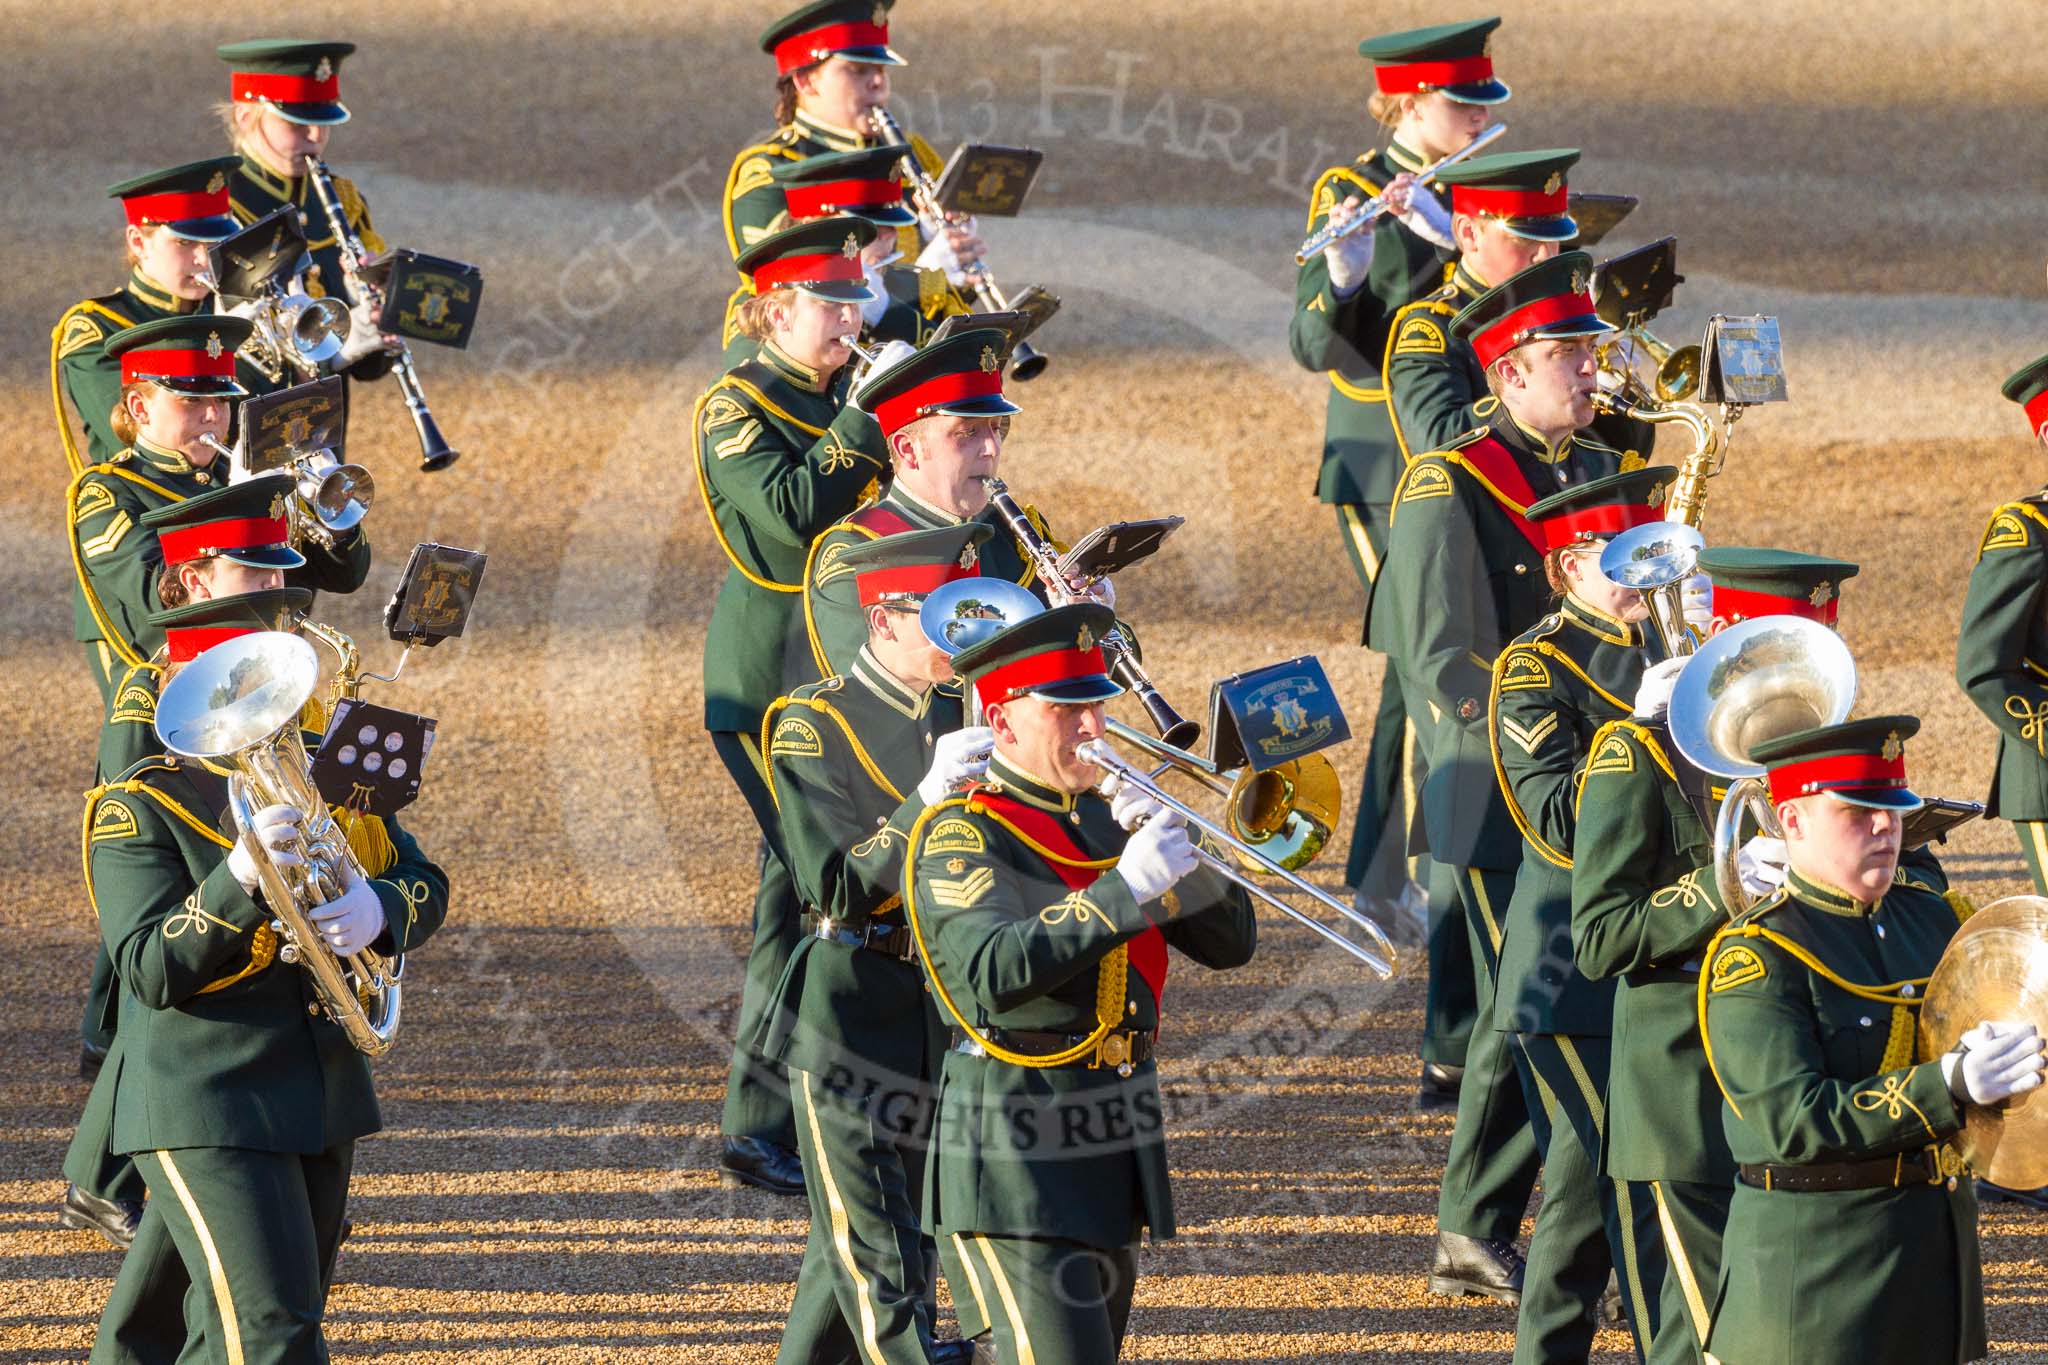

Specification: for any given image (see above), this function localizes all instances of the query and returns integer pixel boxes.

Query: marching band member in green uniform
[1958,354,2048,894]
[695,215,891,1195]
[1293,18,1507,988]
[906,605,1257,1363]
[84,630,449,1364]
[759,526,991,1365]
[1488,470,1676,1359]
[1699,718,2034,1365]
[1374,251,1626,1303]
[1572,548,1858,1364]
[52,159,244,477]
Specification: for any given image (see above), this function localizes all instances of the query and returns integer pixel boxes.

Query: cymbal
[1918,895,2048,1188]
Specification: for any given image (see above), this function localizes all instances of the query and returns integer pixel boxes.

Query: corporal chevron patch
[81,509,134,559]
[1500,711,1559,755]
[713,418,763,461]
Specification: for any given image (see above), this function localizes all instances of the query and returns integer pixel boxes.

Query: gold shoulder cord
[690,377,829,593]
[903,798,1127,1069]
[800,519,884,676]
[1572,718,1678,818]
[67,463,188,670]
[50,300,135,478]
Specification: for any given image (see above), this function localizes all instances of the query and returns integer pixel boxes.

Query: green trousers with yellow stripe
[1648,1179,1729,1365]
[712,731,801,1149]
[938,1232,1137,1365]
[91,1143,352,1365]
[1334,503,1421,907]
[2016,819,2048,896]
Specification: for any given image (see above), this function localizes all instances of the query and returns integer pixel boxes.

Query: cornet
[200,267,351,383]
[199,434,376,550]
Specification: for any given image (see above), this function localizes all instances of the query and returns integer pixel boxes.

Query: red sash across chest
[970,789,1168,1008]
[849,504,915,536]
[1453,434,1545,555]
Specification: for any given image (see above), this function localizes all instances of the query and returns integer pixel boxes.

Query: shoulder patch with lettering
[58,313,105,359]
[923,817,986,856]
[1393,313,1447,356]
[90,798,139,843]
[1710,942,1767,993]
[74,479,117,520]
[928,865,995,909]
[1496,649,1553,693]
[769,715,824,759]
[1982,510,2031,554]
[111,680,157,725]
[1398,460,1453,504]
[702,393,749,429]
[813,537,858,586]
[1586,731,1636,775]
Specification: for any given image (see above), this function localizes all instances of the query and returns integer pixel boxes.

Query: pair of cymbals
[1919,896,2048,1189]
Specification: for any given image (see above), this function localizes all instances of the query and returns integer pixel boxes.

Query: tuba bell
[154,631,402,1056]
[1667,615,1858,912]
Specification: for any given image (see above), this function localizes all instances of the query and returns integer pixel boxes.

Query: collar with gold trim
[126,269,198,316]
[885,481,972,529]
[1451,261,1489,299]
[1561,593,1641,646]
[235,150,300,203]
[1507,413,1577,465]
[758,339,830,393]
[1385,138,1428,175]
[133,437,200,475]
[853,645,931,718]
[1786,866,1879,917]
[793,109,869,153]
[981,753,1079,813]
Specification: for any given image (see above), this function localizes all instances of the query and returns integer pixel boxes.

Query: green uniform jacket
[906,757,1257,1250]
[796,483,1045,686]
[1290,141,1455,506]
[1488,597,1648,1034]
[1956,493,2048,819]
[1374,409,1624,867]
[695,342,890,734]
[70,441,370,670]
[757,651,960,1086]
[1700,868,1981,1365]
[87,751,448,1154]
[1384,264,1657,469]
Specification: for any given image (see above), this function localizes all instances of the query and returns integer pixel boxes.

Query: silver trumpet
[1293,123,1507,263]
[200,267,351,383]
[1078,736,1395,977]
[198,435,376,549]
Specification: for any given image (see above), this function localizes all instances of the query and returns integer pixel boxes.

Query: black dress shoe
[1427,1230,1523,1306]
[79,1042,109,1082]
[1417,1062,1464,1111]
[719,1136,806,1197]
[59,1184,141,1249]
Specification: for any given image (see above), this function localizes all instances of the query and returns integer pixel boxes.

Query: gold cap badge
[1646,484,1666,508]
[1076,624,1095,652]
[1809,581,1833,606]
[204,331,225,359]
[958,544,979,569]
[979,345,1000,374]
[268,492,287,520]
[841,233,860,258]
[205,169,226,194]
[1568,267,1588,297]
[1881,731,1904,762]
[314,56,333,81]
[1543,171,1562,195]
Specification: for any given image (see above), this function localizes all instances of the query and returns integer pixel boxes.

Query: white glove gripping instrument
[1322,203,1377,295]
[228,803,306,895]
[1398,189,1456,250]
[1110,782,1166,833]
[1681,572,1714,635]
[1943,1021,2048,1106]
[918,726,995,807]
[1735,835,1788,898]
[308,859,386,959]
[333,292,391,367]
[1632,656,1686,721]
[1116,810,1198,906]
[859,263,891,326]
[851,339,918,406]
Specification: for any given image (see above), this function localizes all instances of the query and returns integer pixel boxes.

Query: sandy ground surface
[3,2,2046,1360]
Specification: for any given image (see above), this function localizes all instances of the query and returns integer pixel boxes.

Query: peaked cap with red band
[1436,148,1581,242]
[736,215,878,303]
[772,146,917,228]
[760,0,906,75]
[1454,249,1615,370]
[839,522,991,607]
[1359,17,1509,105]
[2002,354,2048,442]
[106,158,242,243]
[103,315,253,398]
[218,39,355,126]
[953,603,1123,708]
[147,586,312,665]
[1751,715,1923,812]
[141,473,305,571]
[1525,467,1677,554]
[856,327,1022,437]
[1697,546,1858,628]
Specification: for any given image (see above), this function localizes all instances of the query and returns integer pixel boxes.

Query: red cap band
[2024,389,2048,439]
[1451,182,1568,220]
[873,369,1005,437]
[157,514,291,565]
[1767,752,1907,804]
[751,250,866,291]
[976,646,1108,707]
[122,189,229,228]
[120,346,238,384]
[166,624,262,664]
[231,71,341,104]
[1539,501,1661,553]
[785,178,904,217]
[1710,584,1840,628]
[856,561,973,606]
[1471,291,1598,369]
[772,21,890,75]
[1373,55,1495,95]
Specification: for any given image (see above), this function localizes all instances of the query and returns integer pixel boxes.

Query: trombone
[1293,123,1506,263]
[1102,718,1338,872]
[1598,324,1701,405]
[1080,737,1394,977]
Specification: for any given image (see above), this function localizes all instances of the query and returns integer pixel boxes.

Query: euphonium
[154,631,402,1056]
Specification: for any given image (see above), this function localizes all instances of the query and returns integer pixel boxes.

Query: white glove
[1322,199,1377,295]
[307,860,386,958]
[218,296,265,322]
[332,293,390,367]
[851,339,918,406]
[1110,783,1165,833]
[1943,1021,2047,1105]
[918,725,995,806]
[914,223,962,278]
[859,264,891,326]
[1116,810,1198,905]
[1398,189,1456,250]
[1632,656,1686,721]
[1681,573,1714,636]
[1736,835,1788,897]
[227,804,305,894]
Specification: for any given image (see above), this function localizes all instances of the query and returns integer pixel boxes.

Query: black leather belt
[1739,1149,1942,1192]
[807,913,918,962]
[949,1026,1156,1075]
